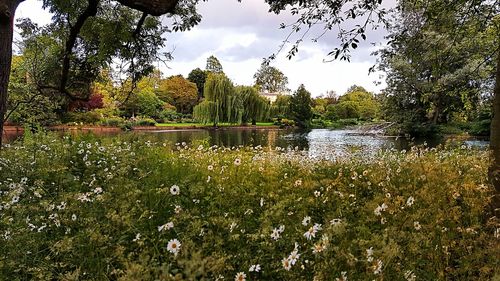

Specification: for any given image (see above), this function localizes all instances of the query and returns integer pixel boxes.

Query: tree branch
[59,0,99,99]
[115,0,179,16]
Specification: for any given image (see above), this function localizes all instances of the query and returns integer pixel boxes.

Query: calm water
[3,128,489,157]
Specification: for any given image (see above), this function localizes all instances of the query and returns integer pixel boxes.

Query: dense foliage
[0,133,497,280]
[376,0,499,136]
[326,87,380,121]
[290,85,313,128]
[253,64,289,93]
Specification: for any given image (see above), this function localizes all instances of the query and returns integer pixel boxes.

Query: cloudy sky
[14,0,391,97]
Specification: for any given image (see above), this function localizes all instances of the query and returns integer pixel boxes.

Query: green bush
[273,118,295,128]
[134,117,157,126]
[468,119,491,136]
[0,133,497,280]
[63,111,101,124]
[99,117,125,127]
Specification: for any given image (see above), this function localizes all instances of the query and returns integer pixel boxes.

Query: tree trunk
[0,0,21,147]
[489,41,500,217]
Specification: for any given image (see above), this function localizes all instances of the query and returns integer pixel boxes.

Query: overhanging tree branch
[59,0,99,100]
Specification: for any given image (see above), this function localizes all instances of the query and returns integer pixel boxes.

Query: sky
[14,0,391,97]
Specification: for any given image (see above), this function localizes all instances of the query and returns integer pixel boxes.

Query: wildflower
[312,243,326,254]
[208,164,214,171]
[366,247,374,262]
[414,221,421,230]
[302,216,311,226]
[406,196,415,206]
[167,239,181,255]
[234,158,241,166]
[93,187,103,194]
[170,185,180,195]
[404,270,416,281]
[174,205,182,214]
[234,272,246,281]
[314,190,321,197]
[335,271,348,281]
[294,179,302,187]
[282,257,292,271]
[330,218,342,226]
[230,222,237,232]
[249,264,261,272]
[288,250,300,265]
[373,259,383,275]
[304,224,322,240]
[374,203,388,216]
[271,229,281,240]
[381,217,387,224]
[158,222,174,232]
[133,233,141,242]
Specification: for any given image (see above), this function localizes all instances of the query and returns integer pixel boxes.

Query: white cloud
[14,0,387,97]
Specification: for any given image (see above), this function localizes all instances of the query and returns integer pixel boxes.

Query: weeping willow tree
[236,86,271,125]
[271,94,292,119]
[193,74,242,126]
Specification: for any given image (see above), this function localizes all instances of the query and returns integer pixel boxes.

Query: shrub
[99,117,125,127]
[63,111,101,124]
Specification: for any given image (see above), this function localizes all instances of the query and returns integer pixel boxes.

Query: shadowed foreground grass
[0,132,498,280]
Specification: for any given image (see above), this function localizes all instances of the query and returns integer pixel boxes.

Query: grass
[0,132,498,280]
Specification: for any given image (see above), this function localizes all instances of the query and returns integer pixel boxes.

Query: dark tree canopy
[290,84,313,128]
[187,67,207,100]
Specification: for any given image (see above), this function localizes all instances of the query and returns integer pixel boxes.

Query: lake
[3,128,489,158]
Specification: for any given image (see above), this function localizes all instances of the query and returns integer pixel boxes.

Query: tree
[253,64,288,93]
[157,75,198,114]
[289,84,313,128]
[205,55,223,74]
[327,88,380,120]
[272,94,292,119]
[235,85,270,125]
[377,1,497,135]
[193,74,241,126]
[0,0,200,145]
[187,67,207,100]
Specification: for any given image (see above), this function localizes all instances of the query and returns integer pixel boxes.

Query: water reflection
[3,128,488,156]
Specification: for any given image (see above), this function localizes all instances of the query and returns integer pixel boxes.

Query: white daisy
[302,216,311,226]
[234,158,241,166]
[288,250,300,265]
[282,257,292,271]
[170,185,180,195]
[249,264,261,272]
[330,218,342,226]
[414,221,421,230]
[406,196,415,206]
[158,222,174,232]
[167,238,181,255]
[234,272,246,281]
[373,259,383,275]
[271,228,281,240]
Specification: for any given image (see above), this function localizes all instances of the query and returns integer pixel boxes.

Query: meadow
[0,132,498,280]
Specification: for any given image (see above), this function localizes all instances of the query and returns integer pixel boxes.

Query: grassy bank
[0,133,498,280]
